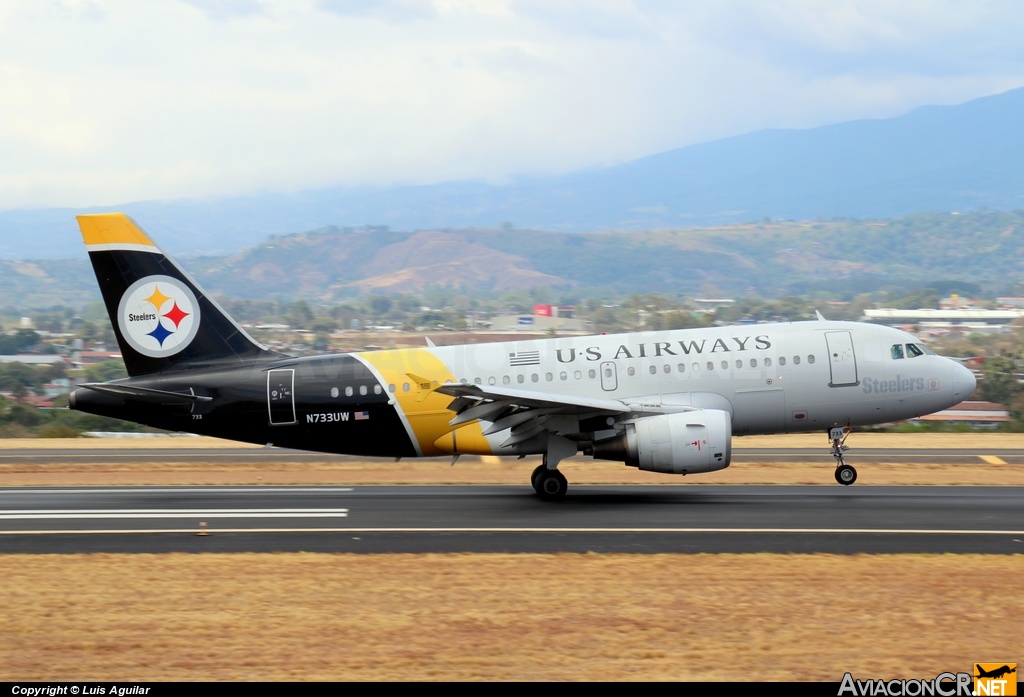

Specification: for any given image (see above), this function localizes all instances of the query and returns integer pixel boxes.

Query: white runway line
[1,487,355,494]
[0,508,349,519]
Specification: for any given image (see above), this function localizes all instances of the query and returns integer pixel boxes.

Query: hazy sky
[3,0,1024,210]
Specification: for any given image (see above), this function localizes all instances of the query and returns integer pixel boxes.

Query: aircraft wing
[434,383,631,446]
[435,383,631,415]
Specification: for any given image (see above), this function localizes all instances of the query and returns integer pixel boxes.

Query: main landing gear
[531,435,576,501]
[830,426,857,485]
[531,459,568,501]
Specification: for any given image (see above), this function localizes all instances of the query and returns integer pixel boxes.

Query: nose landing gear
[830,427,857,485]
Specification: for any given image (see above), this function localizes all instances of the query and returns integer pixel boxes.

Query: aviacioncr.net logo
[117,275,201,358]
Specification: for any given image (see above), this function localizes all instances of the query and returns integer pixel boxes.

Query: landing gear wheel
[530,464,547,492]
[835,464,857,486]
[535,469,568,501]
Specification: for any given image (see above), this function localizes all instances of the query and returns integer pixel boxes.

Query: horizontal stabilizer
[79,382,213,405]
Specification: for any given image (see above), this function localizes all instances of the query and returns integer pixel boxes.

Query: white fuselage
[418,320,972,437]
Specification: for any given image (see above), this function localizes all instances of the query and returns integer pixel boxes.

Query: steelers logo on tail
[117,275,201,358]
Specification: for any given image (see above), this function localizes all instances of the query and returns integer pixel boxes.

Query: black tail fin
[77,213,281,377]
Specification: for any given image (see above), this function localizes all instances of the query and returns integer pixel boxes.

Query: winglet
[425,337,436,348]
[815,310,826,321]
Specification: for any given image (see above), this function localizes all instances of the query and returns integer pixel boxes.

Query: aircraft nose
[952,361,976,401]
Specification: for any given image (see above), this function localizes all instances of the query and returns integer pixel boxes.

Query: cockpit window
[891,344,904,360]
[918,343,936,355]
[906,343,924,358]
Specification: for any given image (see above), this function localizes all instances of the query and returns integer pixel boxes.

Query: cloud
[316,0,438,22]
[176,0,269,20]
[1,0,1024,209]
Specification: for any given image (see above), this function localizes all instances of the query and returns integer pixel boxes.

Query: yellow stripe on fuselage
[77,213,158,250]
[358,348,491,456]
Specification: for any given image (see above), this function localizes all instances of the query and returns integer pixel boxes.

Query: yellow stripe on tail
[77,213,157,249]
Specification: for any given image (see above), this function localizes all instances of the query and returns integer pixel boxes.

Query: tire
[530,464,547,493]
[835,465,857,486]
[536,469,568,501]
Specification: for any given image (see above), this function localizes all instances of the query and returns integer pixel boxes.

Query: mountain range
[2,86,1024,261]
[1,211,1019,310]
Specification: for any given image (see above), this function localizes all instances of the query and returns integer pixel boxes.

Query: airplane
[976,665,1016,680]
[68,213,977,500]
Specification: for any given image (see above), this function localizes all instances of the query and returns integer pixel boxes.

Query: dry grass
[1,554,1021,681]
[4,458,1024,487]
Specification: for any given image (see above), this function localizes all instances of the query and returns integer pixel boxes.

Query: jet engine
[591,409,732,475]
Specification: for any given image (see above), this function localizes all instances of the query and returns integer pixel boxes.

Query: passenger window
[560,371,567,380]
[706,361,714,371]
[389,384,396,393]
[891,344,904,360]
[374,384,382,394]
[345,386,354,397]
[459,378,467,384]
[359,385,367,395]
[531,373,539,383]
[488,376,496,385]
[692,362,700,372]
[906,343,923,358]
[807,355,815,365]
[735,360,743,369]
[750,359,757,368]
[503,376,511,385]
[517,375,525,384]
[649,365,657,375]
[764,357,772,367]
[677,363,686,373]
[574,370,582,380]
[588,369,596,379]
[793,356,801,365]
[605,367,613,378]
[402,383,410,392]
[474,377,482,385]
[720,361,728,370]
[628,367,636,376]
[779,357,786,366]
[663,364,671,374]
[545,373,553,382]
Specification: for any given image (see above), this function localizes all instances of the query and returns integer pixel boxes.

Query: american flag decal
[509,350,541,366]
[354,410,370,420]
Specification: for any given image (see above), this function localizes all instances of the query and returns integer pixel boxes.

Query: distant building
[691,298,735,312]
[72,350,122,366]
[863,308,1024,335]
[488,313,592,333]
[910,400,1009,428]
[0,355,67,367]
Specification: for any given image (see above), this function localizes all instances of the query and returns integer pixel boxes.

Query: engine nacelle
[593,409,732,475]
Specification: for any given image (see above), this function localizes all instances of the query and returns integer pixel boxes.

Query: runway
[2,446,1024,464]
[1,484,1022,554]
